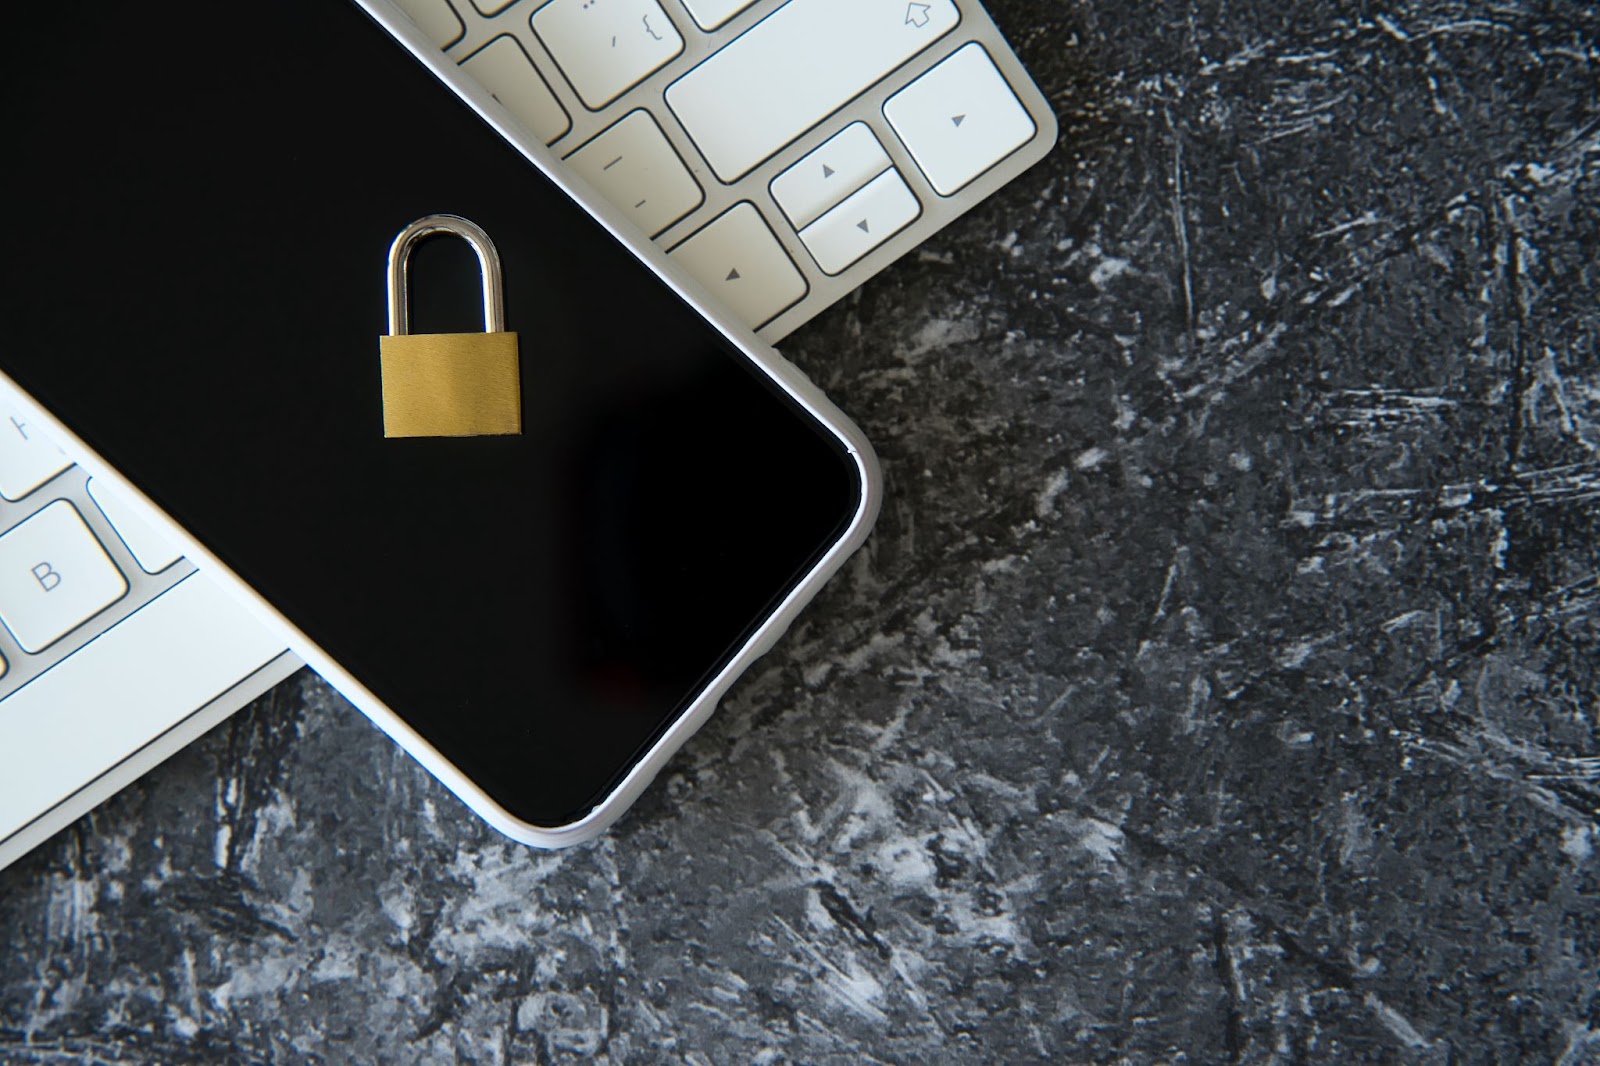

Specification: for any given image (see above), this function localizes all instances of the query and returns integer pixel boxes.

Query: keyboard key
[0,501,127,653]
[86,478,184,575]
[798,168,921,275]
[678,0,759,31]
[668,203,807,329]
[533,0,684,109]
[884,43,1036,196]
[566,111,703,237]
[666,0,958,182]
[771,122,892,230]
[392,0,465,48]
[460,36,572,145]
[0,409,72,502]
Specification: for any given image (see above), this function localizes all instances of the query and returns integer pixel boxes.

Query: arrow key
[798,168,921,276]
[770,122,893,230]
[669,203,808,329]
[884,43,1037,196]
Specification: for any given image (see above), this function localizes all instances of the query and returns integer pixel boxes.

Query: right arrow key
[884,43,1038,196]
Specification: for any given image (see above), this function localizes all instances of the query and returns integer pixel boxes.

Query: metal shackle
[385,214,506,336]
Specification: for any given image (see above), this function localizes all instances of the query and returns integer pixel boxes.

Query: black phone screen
[0,1,863,827]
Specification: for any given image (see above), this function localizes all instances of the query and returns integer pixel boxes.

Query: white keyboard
[0,404,300,871]
[0,413,189,693]
[391,0,1057,340]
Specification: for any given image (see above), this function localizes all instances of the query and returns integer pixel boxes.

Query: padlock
[379,214,522,438]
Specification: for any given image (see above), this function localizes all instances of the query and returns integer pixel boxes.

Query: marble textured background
[4,0,1599,1062]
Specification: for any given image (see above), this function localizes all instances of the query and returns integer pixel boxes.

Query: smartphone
[0,0,879,846]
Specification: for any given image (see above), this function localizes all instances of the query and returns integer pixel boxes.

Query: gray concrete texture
[4,1,1599,1062]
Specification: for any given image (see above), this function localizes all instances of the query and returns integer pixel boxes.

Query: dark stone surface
[4,1,1599,1062]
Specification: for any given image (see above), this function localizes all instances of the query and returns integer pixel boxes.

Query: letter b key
[0,502,127,653]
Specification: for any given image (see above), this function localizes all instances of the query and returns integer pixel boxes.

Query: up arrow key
[904,2,931,29]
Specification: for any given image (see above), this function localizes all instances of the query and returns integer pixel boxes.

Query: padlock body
[379,331,521,438]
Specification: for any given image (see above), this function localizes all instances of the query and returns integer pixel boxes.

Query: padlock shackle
[386,214,506,336]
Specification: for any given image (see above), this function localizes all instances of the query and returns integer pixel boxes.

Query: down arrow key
[797,168,922,276]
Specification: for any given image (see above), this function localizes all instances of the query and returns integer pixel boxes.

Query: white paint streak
[904,317,980,360]
[1075,446,1109,471]
[1090,256,1135,288]
[1036,469,1071,517]
[1375,14,1413,41]
[1364,992,1434,1049]
[1277,635,1331,669]
[1079,818,1124,863]
[1381,610,1429,633]
[1561,826,1593,863]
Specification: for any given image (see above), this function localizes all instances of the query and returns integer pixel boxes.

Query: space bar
[0,574,287,843]
[666,0,960,182]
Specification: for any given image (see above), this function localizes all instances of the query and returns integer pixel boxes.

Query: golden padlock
[379,214,522,438]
